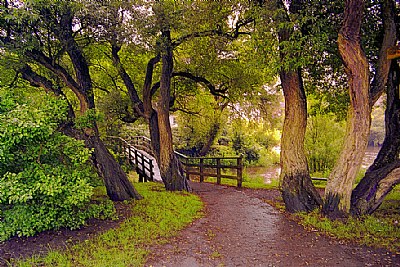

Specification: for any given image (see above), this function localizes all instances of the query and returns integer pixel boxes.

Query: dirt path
[146,182,399,267]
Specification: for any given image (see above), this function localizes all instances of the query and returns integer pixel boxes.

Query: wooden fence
[106,136,155,182]
[128,136,154,157]
[175,152,243,187]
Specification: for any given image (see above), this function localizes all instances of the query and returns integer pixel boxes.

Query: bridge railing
[105,136,154,182]
[175,151,243,187]
[106,135,244,187]
[128,136,154,157]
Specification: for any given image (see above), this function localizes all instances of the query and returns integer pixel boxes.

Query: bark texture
[87,133,142,201]
[274,0,322,212]
[324,0,370,215]
[157,30,190,191]
[280,69,323,212]
[351,62,400,215]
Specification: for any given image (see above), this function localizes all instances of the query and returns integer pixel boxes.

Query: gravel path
[146,182,399,267]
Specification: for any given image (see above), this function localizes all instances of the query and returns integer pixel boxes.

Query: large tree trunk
[273,0,322,212]
[86,132,142,201]
[351,61,400,215]
[324,0,370,215]
[280,69,323,212]
[157,30,190,191]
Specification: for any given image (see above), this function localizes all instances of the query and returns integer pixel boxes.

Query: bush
[305,113,345,175]
[0,92,113,241]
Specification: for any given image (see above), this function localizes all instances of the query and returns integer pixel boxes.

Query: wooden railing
[175,152,243,187]
[105,136,154,182]
[106,135,244,187]
[128,136,154,157]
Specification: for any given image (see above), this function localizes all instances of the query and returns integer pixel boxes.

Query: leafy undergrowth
[12,182,203,267]
[295,187,400,252]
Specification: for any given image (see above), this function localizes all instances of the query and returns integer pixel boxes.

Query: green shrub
[305,113,345,174]
[0,92,113,241]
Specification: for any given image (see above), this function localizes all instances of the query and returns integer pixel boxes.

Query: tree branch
[369,0,397,106]
[172,18,254,48]
[143,54,161,117]
[111,41,145,118]
[172,71,228,98]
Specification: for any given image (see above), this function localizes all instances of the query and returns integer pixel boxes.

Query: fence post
[185,157,190,180]
[149,159,154,181]
[216,158,221,185]
[141,153,147,182]
[200,158,204,183]
[134,148,139,169]
[126,143,131,166]
[237,156,243,188]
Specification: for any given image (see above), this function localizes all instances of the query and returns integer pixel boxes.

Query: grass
[11,182,203,267]
[295,185,400,252]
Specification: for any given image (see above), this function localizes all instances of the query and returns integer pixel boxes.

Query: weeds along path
[146,182,399,267]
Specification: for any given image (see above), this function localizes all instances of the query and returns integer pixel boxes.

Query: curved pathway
[146,182,399,267]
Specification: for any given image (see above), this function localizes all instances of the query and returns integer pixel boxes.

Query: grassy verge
[12,182,203,267]
[295,186,400,252]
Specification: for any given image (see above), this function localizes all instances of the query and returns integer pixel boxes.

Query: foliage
[296,186,400,252]
[174,92,228,154]
[0,91,112,241]
[74,109,103,130]
[305,112,346,176]
[228,119,280,166]
[13,182,203,267]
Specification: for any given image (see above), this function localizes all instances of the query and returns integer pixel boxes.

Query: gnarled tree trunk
[273,0,322,212]
[324,0,370,215]
[351,61,400,215]
[157,30,190,191]
[280,69,323,212]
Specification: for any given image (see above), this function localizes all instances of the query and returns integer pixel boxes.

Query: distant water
[248,146,381,184]
[362,146,381,169]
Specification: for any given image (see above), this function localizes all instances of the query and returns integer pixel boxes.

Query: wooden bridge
[105,136,244,187]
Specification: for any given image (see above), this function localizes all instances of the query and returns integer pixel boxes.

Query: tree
[351,61,400,215]
[324,0,397,215]
[0,0,142,201]
[305,111,346,175]
[269,0,322,212]
[102,0,256,191]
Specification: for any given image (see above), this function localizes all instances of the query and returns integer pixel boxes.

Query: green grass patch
[11,182,203,267]
[295,186,400,252]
